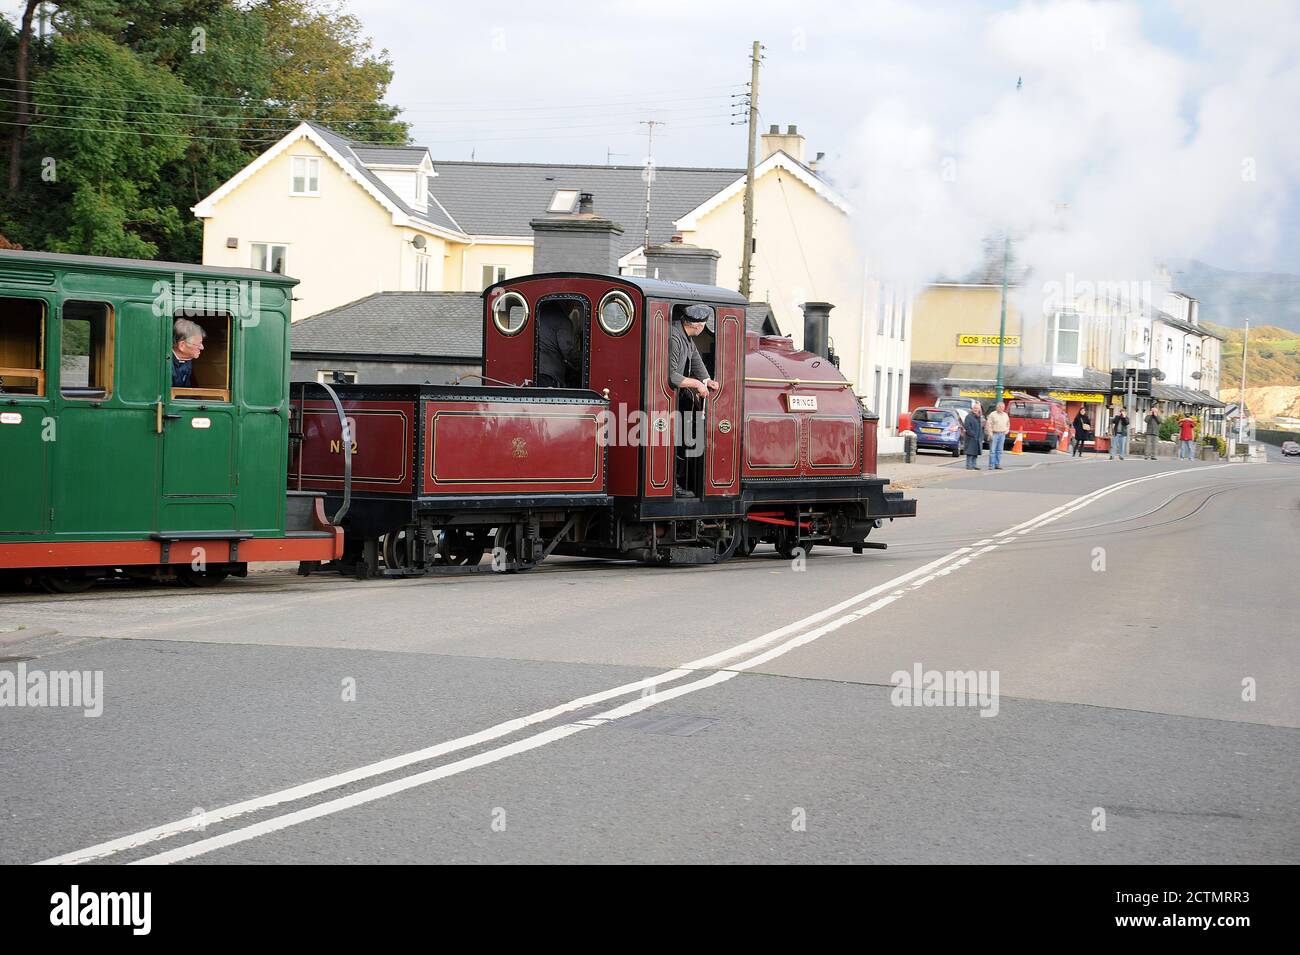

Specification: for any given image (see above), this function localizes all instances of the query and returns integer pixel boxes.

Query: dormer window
[548,189,579,213]
[291,156,320,196]
[415,175,426,205]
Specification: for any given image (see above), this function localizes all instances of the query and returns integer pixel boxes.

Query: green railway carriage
[0,249,341,591]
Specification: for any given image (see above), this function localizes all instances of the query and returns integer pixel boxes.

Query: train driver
[668,304,720,400]
[171,318,206,388]
[537,305,582,388]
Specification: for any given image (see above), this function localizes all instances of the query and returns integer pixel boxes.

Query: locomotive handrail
[314,381,352,525]
[743,376,854,386]
[453,372,523,387]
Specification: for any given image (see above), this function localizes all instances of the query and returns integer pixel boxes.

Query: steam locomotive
[0,249,914,590]
[289,272,916,575]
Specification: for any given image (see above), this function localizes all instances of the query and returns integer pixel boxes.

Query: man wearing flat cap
[668,304,720,400]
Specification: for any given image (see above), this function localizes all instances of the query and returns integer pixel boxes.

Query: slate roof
[1152,308,1226,341]
[306,123,461,234]
[291,291,482,360]
[428,160,743,257]
[352,144,429,166]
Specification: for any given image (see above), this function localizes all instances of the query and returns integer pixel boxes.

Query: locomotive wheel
[38,573,97,594]
[492,524,536,573]
[176,568,230,587]
[381,526,423,574]
[711,521,743,562]
[776,538,814,560]
[431,528,487,567]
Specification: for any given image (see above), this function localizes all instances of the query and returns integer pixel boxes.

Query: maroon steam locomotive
[288,272,916,575]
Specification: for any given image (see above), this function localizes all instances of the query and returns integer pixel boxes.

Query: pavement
[1,453,1297,865]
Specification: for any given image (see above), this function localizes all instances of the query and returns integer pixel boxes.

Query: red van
[1007,397,1069,452]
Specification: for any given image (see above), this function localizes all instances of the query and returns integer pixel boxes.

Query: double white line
[38,465,1232,865]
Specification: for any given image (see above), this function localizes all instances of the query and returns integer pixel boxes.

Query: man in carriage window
[171,318,206,387]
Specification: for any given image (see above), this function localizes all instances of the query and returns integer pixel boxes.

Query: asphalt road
[2,453,1297,865]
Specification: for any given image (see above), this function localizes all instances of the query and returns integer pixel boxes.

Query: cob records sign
[957,334,1021,347]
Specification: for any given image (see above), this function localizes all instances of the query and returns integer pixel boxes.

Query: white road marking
[41,464,1234,865]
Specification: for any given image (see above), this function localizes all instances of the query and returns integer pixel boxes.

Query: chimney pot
[768,124,779,134]
[578,192,594,214]
[670,233,683,244]
[787,124,797,134]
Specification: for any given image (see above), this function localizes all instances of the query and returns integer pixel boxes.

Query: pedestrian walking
[1178,412,1197,461]
[1071,407,1092,457]
[986,401,1010,470]
[1144,406,1161,460]
[962,402,984,470]
[1109,408,1130,460]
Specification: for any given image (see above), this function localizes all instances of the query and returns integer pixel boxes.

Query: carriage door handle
[156,401,182,433]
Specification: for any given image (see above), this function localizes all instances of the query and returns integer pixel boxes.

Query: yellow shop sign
[1047,391,1106,403]
[957,334,1021,347]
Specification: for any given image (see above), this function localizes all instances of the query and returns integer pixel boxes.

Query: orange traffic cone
[1011,432,1024,454]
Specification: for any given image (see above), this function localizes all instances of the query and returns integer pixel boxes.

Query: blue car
[911,407,963,457]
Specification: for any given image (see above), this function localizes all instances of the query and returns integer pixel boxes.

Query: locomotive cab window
[60,301,114,399]
[535,296,588,388]
[171,311,232,402]
[0,296,46,396]
[672,303,716,378]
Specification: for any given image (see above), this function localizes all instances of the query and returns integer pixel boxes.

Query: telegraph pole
[640,120,664,258]
[1238,318,1250,446]
[993,77,1022,407]
[739,41,762,298]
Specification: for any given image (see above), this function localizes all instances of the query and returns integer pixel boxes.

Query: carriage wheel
[711,520,743,562]
[381,526,423,574]
[38,573,97,594]
[431,528,487,567]
[176,568,230,587]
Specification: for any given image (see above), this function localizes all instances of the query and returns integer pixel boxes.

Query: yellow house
[195,121,913,448]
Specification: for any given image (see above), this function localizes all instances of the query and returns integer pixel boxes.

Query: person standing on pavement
[1071,407,1092,457]
[1178,412,1198,461]
[1144,405,1161,460]
[962,402,985,470]
[1109,408,1130,460]
[986,401,1010,470]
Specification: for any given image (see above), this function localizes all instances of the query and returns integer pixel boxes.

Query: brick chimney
[529,192,625,274]
[760,124,806,164]
[644,235,721,285]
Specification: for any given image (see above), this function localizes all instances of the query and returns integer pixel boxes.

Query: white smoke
[832,0,1300,298]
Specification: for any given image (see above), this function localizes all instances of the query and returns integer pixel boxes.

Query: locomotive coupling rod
[315,381,352,524]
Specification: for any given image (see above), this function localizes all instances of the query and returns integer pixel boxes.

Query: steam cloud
[833,0,1300,297]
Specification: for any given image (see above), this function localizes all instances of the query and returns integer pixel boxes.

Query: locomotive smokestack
[801,301,834,359]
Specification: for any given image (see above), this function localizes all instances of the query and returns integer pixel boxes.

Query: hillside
[1173,260,1300,334]
[1206,322,1300,388]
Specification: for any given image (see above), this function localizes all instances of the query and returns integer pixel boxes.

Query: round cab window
[597,291,634,336]
[492,291,529,336]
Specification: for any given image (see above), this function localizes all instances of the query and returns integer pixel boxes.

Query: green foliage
[0,0,407,261]
[1206,322,1300,389]
[1159,415,1201,442]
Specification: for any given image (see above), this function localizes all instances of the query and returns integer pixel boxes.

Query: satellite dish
[411,235,427,250]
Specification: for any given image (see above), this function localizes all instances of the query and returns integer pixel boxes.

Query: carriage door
[0,294,54,535]
[160,309,238,531]
[704,305,744,497]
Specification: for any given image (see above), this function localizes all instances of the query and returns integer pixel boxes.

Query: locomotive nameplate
[785,394,818,412]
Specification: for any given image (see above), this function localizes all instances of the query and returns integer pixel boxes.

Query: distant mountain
[1171,260,1300,333]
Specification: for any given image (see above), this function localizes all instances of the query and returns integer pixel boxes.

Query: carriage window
[60,301,113,399]
[0,296,45,396]
[171,311,232,402]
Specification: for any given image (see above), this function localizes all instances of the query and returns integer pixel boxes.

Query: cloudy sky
[6,0,1298,281]
[351,0,1299,283]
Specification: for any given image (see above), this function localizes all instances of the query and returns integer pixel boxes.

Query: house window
[316,370,358,384]
[252,243,287,274]
[876,293,885,336]
[1047,311,1080,365]
[415,175,426,205]
[416,254,431,291]
[60,301,114,399]
[291,157,320,196]
[0,296,46,396]
[886,370,895,428]
[481,265,507,291]
[874,366,882,414]
[896,374,905,425]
